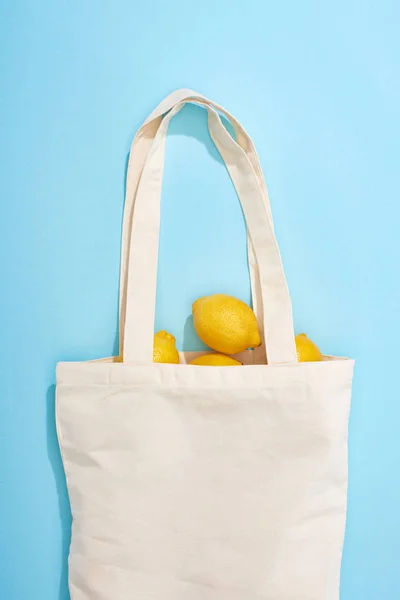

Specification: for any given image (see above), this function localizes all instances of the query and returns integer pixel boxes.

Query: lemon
[295,333,322,362]
[192,294,261,354]
[153,330,180,364]
[190,353,242,366]
[116,331,179,364]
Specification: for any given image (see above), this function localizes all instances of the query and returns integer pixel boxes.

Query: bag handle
[120,90,296,365]
[119,90,272,358]
[119,90,269,358]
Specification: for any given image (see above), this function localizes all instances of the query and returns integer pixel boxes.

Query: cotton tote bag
[56,89,354,600]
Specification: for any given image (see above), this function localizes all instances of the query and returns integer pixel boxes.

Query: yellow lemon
[153,330,180,364]
[190,353,242,366]
[295,333,323,362]
[116,331,179,364]
[192,294,261,354]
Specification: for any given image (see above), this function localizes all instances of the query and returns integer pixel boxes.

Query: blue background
[1,1,399,598]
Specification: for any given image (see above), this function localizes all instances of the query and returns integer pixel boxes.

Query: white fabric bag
[57,89,354,600]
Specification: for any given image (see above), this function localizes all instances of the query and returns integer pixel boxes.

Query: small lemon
[153,330,180,364]
[190,353,242,366]
[116,331,179,364]
[192,294,261,354]
[295,333,322,362]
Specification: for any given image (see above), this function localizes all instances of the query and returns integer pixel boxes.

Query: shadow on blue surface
[167,103,235,163]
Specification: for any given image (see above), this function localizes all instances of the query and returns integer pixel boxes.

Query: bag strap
[120,90,296,365]
[119,90,269,359]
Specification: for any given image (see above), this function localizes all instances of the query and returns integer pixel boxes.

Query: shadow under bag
[56,89,354,600]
